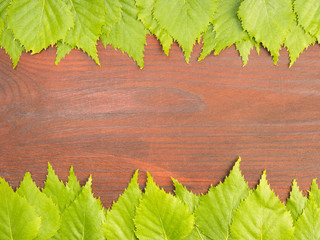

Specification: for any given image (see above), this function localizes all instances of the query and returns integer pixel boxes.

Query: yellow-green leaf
[238,0,295,64]
[286,179,307,221]
[230,171,294,239]
[0,178,41,240]
[103,0,147,69]
[136,0,173,55]
[17,172,60,240]
[154,0,216,63]
[196,158,249,240]
[135,173,194,240]
[104,170,142,240]
[7,0,74,53]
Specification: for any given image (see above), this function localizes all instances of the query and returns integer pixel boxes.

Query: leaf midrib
[155,202,168,240]
[5,196,14,240]
[80,201,88,240]
[35,0,46,49]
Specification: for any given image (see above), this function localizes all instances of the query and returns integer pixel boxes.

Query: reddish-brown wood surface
[1,35,320,206]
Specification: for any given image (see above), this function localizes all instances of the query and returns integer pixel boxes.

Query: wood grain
[1,35,320,207]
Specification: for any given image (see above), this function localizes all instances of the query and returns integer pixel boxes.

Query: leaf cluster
[1,0,319,68]
[1,158,319,239]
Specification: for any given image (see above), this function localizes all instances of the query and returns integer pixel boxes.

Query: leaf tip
[146,172,155,186]
[231,156,242,172]
[146,171,153,180]
[171,177,177,183]
[24,171,32,178]
[289,61,294,68]
[85,175,93,188]
[261,170,267,182]
[0,177,5,184]
[69,165,75,176]
[47,162,54,172]
[132,169,139,182]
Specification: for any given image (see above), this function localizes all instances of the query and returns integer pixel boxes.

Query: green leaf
[102,0,122,37]
[0,0,22,68]
[7,0,74,53]
[47,166,81,240]
[154,0,216,63]
[0,29,23,68]
[59,177,105,240]
[0,1,8,31]
[136,0,173,55]
[43,163,81,212]
[292,197,320,240]
[103,170,142,240]
[230,171,294,239]
[294,0,320,42]
[55,41,72,65]
[196,158,249,240]
[0,178,41,240]
[200,0,258,66]
[66,166,82,196]
[61,0,105,65]
[284,21,315,67]
[310,179,320,207]
[173,178,199,213]
[286,179,307,221]
[255,42,261,55]
[134,173,194,240]
[236,38,256,66]
[102,0,147,69]
[0,18,3,34]
[238,0,295,64]
[185,228,210,240]
[17,172,60,240]
[198,24,216,61]
[173,179,209,240]
[213,0,249,55]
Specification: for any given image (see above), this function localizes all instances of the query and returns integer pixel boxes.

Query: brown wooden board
[1,36,320,207]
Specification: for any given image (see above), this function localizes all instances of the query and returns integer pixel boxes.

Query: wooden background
[1,36,320,207]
